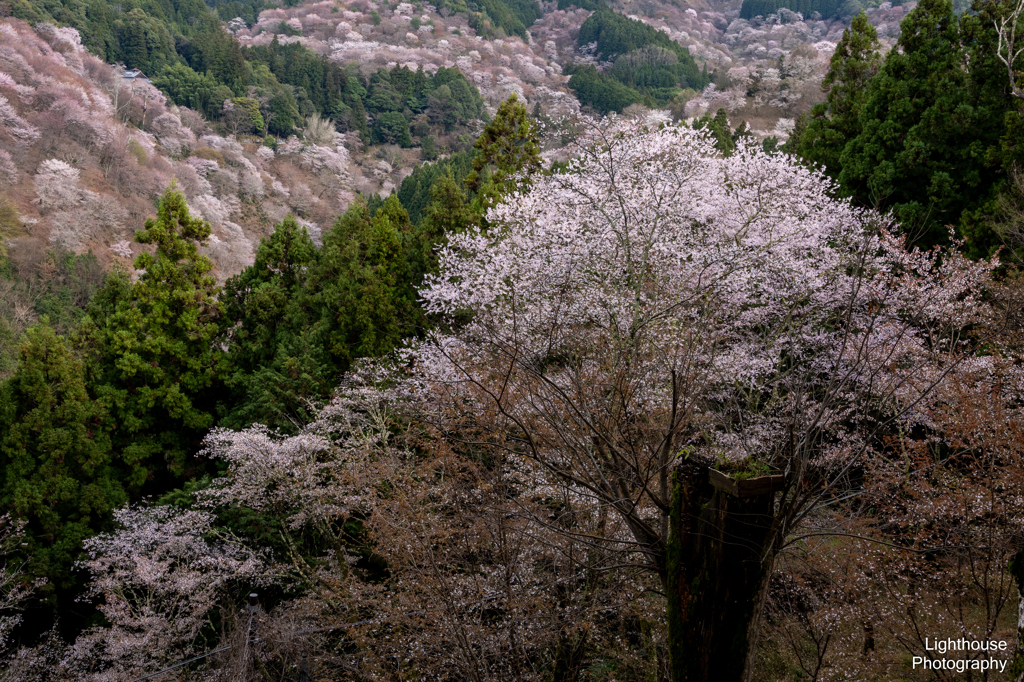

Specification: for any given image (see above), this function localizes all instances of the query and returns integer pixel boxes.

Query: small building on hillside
[123,68,151,84]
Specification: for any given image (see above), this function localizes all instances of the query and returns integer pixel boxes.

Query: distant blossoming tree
[33,159,87,213]
[0,94,40,145]
[68,506,267,680]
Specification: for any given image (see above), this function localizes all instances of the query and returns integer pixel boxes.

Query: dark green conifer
[312,197,419,370]
[222,216,326,430]
[693,108,737,155]
[465,94,542,221]
[0,321,124,592]
[78,185,225,487]
[838,0,976,247]
[796,12,881,178]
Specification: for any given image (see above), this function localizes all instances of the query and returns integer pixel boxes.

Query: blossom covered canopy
[411,120,990,471]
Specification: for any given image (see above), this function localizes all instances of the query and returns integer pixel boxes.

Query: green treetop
[222,216,327,430]
[837,0,977,248]
[311,197,420,371]
[0,321,125,593]
[693,108,738,156]
[465,94,543,221]
[961,0,1024,258]
[796,12,881,178]
[78,185,226,489]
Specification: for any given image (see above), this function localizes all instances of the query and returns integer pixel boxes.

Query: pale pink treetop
[33,158,88,211]
[199,386,398,531]
[0,93,40,144]
[73,506,267,680]
[410,117,993,481]
[0,149,16,185]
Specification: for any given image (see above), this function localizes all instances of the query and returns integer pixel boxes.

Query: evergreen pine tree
[410,173,474,283]
[465,94,543,221]
[77,185,225,489]
[122,10,149,70]
[962,0,1024,258]
[693,108,736,155]
[838,0,976,247]
[0,321,124,592]
[796,12,881,178]
[311,197,419,372]
[222,216,326,430]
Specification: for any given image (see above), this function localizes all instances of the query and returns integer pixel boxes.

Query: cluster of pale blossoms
[411,116,991,474]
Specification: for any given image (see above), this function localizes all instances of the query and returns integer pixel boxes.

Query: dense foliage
[10,0,486,143]
[428,0,542,38]
[556,0,601,9]
[220,196,433,430]
[795,12,881,179]
[464,93,543,218]
[564,63,640,113]
[740,0,843,20]
[577,8,698,62]
[567,9,709,112]
[396,150,476,226]
[692,107,757,155]
[77,186,226,489]
[0,322,124,595]
[791,0,1017,257]
[9,0,300,134]
[157,41,485,141]
[7,0,1024,676]
[8,0,215,73]
[0,251,106,378]
[0,96,540,638]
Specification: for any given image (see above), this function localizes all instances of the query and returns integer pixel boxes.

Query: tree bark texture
[665,462,776,682]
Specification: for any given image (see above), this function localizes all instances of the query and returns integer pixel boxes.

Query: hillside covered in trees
[563,9,711,112]
[4,0,1024,678]
[740,0,845,21]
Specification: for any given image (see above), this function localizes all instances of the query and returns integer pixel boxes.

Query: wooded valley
[2,0,1024,678]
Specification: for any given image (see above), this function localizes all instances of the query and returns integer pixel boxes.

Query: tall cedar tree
[796,12,881,179]
[0,322,125,593]
[962,0,1024,258]
[838,0,979,248]
[221,216,327,430]
[78,185,225,491]
[311,196,420,372]
[465,94,543,222]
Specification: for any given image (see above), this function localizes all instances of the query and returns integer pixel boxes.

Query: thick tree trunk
[664,462,777,682]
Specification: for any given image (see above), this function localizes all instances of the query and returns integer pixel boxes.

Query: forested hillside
[4,0,1024,678]
[5,0,492,144]
[0,19,381,366]
[740,0,844,20]
[563,9,711,111]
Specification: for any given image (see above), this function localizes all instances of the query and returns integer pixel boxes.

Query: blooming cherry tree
[407,118,994,682]
[0,94,39,145]
[68,506,266,680]
[198,387,402,595]
[33,159,85,213]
